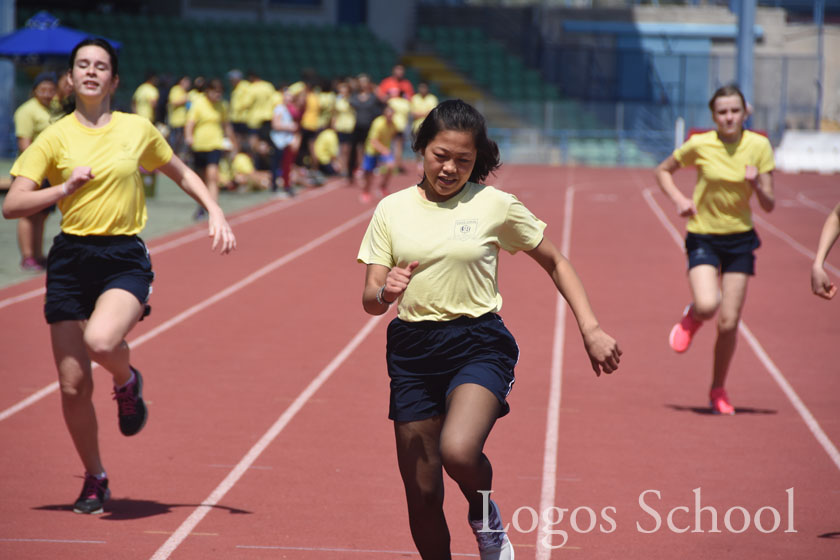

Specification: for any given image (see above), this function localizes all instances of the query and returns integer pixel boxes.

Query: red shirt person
[376,64,414,102]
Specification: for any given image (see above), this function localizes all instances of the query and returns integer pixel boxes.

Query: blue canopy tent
[0,11,120,61]
[0,11,121,156]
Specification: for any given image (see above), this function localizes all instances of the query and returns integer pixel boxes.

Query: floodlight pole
[735,0,755,122]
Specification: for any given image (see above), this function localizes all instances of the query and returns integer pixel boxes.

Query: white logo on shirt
[454,219,478,240]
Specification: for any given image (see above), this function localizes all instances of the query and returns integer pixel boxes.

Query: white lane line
[0,209,373,423]
[738,323,840,470]
[148,313,386,560]
[641,186,840,473]
[0,287,45,310]
[536,185,575,559]
[795,191,833,214]
[752,213,840,276]
[0,183,340,310]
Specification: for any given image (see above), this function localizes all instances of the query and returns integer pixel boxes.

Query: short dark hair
[412,99,501,184]
[709,84,746,112]
[69,37,119,77]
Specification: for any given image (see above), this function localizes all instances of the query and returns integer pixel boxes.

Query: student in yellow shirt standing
[410,81,439,136]
[2,38,236,515]
[358,99,621,560]
[227,69,251,150]
[655,85,775,415]
[245,70,276,150]
[386,87,411,174]
[332,80,356,179]
[359,104,398,203]
[13,72,57,271]
[132,71,159,124]
[186,78,237,219]
[167,75,191,159]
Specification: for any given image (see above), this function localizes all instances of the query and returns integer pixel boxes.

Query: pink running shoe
[709,387,735,415]
[20,257,45,272]
[669,304,702,353]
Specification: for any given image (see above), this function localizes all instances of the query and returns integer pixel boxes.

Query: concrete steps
[400,52,524,129]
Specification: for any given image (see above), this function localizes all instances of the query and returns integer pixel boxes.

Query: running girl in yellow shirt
[358,99,621,560]
[2,38,236,515]
[655,84,775,415]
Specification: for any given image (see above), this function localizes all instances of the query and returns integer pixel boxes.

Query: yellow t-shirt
[167,84,189,128]
[387,96,411,132]
[313,129,339,165]
[14,97,53,142]
[674,130,775,234]
[333,96,356,133]
[410,93,439,133]
[10,112,173,236]
[364,115,398,156]
[300,91,321,132]
[317,90,336,130]
[229,80,252,125]
[232,152,255,175]
[132,82,159,122]
[357,182,546,322]
[187,94,227,152]
[245,80,276,129]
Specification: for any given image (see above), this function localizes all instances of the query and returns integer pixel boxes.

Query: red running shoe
[669,304,702,353]
[709,387,735,415]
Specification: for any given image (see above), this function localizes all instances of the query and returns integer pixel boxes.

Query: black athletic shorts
[386,313,519,422]
[44,233,153,323]
[685,229,761,275]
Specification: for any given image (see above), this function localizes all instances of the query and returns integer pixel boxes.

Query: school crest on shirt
[453,219,478,240]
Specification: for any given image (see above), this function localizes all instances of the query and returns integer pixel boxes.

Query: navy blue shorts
[386,313,519,422]
[362,153,394,172]
[192,149,222,169]
[685,229,761,275]
[44,233,154,324]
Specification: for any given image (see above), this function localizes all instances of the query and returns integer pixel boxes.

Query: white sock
[115,369,135,390]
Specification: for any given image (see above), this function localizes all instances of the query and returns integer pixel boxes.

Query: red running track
[0,167,838,559]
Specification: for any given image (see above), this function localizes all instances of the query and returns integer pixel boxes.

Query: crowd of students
[10,62,439,269]
[133,63,440,207]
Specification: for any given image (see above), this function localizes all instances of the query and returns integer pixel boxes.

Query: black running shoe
[113,367,148,436]
[73,473,110,514]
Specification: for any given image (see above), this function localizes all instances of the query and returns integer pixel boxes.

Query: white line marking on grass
[0,183,340,310]
[642,185,840,473]
[0,209,372,423]
[148,314,385,560]
[536,186,575,559]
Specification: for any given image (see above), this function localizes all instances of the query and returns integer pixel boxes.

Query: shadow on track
[33,499,252,520]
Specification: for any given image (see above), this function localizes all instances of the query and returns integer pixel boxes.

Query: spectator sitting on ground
[312,126,340,179]
[231,149,272,191]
